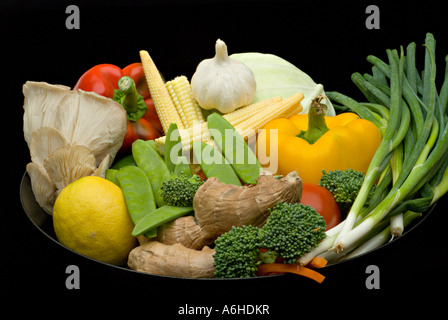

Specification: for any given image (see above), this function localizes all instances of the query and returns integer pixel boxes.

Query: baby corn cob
[223,96,282,127]
[165,76,205,128]
[235,92,304,139]
[154,93,304,155]
[139,50,185,133]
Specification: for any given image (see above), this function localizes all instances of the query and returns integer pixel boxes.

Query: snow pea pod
[116,166,156,221]
[174,156,192,177]
[132,139,170,207]
[207,113,261,185]
[111,154,137,170]
[164,123,182,173]
[105,168,119,186]
[116,166,157,238]
[192,140,241,186]
[132,205,193,237]
[146,139,158,151]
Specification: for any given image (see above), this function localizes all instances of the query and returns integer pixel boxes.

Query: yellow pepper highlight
[256,99,382,185]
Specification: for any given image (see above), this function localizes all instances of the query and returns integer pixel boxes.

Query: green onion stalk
[303,33,448,263]
[321,178,439,264]
[389,142,404,236]
[334,38,442,253]
[341,210,422,261]
[331,48,408,250]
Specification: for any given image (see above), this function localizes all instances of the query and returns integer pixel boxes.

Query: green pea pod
[116,166,157,238]
[132,139,170,207]
[111,154,137,170]
[192,141,241,186]
[164,123,182,173]
[207,113,262,185]
[174,156,192,177]
[105,168,119,186]
[146,139,158,151]
[132,205,193,237]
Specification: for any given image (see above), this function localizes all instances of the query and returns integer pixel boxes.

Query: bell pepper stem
[117,76,139,113]
[298,95,329,144]
[114,76,148,122]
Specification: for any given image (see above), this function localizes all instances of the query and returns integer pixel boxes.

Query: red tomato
[300,183,341,230]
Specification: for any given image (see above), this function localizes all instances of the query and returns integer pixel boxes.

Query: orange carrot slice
[307,256,328,269]
[257,263,326,283]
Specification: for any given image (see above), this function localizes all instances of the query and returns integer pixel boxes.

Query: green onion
[342,210,422,261]
[333,48,407,251]
[324,91,383,128]
[304,33,448,263]
[438,55,448,114]
[335,37,447,252]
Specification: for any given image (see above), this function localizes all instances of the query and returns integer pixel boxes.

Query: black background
[2,0,447,315]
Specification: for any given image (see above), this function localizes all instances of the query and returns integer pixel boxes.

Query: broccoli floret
[213,202,327,278]
[319,169,375,214]
[213,225,262,278]
[161,173,204,207]
[259,202,327,264]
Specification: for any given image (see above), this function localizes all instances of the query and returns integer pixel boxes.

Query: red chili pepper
[74,63,163,155]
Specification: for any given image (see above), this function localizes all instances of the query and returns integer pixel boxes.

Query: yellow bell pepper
[256,96,382,185]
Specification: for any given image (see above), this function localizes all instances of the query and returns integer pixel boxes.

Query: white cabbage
[230,52,335,116]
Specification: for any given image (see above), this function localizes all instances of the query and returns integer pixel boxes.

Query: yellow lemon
[53,176,137,266]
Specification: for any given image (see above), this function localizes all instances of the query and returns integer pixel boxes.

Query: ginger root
[127,241,215,278]
[193,171,302,245]
[155,216,205,250]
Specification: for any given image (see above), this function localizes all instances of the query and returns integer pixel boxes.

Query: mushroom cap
[92,154,112,178]
[43,144,97,194]
[29,127,67,167]
[23,81,70,146]
[53,89,127,166]
[26,162,56,215]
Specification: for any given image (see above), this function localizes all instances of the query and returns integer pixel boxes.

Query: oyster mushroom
[26,162,56,214]
[23,82,70,147]
[92,154,112,178]
[43,144,97,195]
[22,81,127,213]
[52,89,127,166]
[29,127,67,167]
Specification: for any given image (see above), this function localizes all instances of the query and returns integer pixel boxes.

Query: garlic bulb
[191,39,256,114]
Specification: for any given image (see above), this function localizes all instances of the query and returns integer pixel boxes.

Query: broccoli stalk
[161,173,204,207]
[319,169,375,215]
[212,202,327,278]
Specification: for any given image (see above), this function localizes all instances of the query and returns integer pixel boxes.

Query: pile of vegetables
[22,34,448,282]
